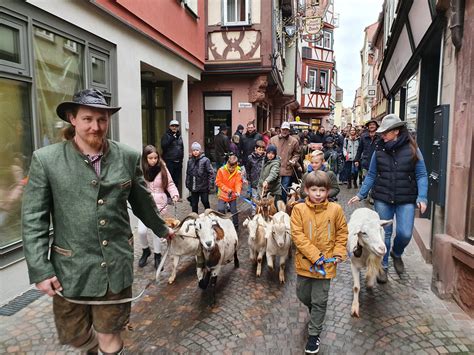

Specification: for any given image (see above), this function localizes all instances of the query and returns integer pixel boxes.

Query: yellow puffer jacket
[290,199,348,279]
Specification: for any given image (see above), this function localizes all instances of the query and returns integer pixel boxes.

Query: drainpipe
[450,0,465,50]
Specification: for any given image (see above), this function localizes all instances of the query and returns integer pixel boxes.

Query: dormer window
[223,0,250,26]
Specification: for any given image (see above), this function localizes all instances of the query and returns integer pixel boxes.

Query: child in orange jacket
[215,155,243,232]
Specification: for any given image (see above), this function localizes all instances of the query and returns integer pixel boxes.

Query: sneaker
[390,250,405,275]
[376,269,388,284]
[305,335,320,354]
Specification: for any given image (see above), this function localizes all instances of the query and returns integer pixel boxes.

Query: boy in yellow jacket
[291,170,348,354]
[215,155,243,232]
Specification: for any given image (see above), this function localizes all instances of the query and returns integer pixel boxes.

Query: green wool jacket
[257,157,282,197]
[21,140,169,297]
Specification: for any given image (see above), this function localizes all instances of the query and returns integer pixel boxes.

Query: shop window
[33,26,85,147]
[0,14,29,76]
[223,0,250,26]
[0,78,33,250]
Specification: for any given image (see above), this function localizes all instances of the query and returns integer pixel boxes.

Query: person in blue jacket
[348,114,428,284]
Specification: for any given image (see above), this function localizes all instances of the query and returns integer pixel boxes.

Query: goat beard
[366,253,383,281]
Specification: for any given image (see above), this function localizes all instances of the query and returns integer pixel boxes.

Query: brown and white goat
[348,208,392,317]
[243,214,271,277]
[193,209,239,304]
[162,215,200,284]
[286,183,301,216]
[254,195,277,221]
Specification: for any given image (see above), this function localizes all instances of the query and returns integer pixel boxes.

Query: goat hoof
[351,307,360,318]
[168,278,175,284]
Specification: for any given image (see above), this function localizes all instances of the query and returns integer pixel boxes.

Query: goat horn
[204,208,232,219]
[172,212,199,232]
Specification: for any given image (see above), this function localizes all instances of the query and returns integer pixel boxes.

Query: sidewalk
[1,187,473,354]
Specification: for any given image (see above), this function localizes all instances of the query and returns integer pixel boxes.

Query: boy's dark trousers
[217,199,238,231]
[190,192,210,213]
[296,275,331,336]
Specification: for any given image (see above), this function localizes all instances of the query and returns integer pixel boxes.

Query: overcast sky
[333,0,384,107]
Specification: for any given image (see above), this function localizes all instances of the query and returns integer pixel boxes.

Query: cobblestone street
[1,188,473,354]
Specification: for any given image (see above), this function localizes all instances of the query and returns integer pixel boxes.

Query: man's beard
[85,133,105,149]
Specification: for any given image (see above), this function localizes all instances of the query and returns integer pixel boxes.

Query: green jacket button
[99,219,106,226]
[91,180,98,186]
[98,199,104,205]
[100,261,106,268]
[102,240,108,246]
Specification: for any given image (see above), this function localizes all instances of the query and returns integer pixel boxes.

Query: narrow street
[1,188,473,354]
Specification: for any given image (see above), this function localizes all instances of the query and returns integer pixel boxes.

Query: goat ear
[243,218,249,227]
[380,219,393,227]
[213,223,225,241]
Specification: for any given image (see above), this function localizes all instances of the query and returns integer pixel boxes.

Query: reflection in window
[92,56,106,85]
[0,78,32,248]
[33,26,84,146]
[0,24,20,63]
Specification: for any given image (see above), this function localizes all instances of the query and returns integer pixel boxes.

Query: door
[204,94,232,163]
[141,82,172,148]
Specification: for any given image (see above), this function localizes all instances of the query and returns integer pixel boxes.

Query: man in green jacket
[22,89,173,354]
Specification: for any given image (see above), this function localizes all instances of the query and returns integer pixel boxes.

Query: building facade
[296,0,338,130]
[0,0,205,303]
[369,0,473,315]
[188,0,299,162]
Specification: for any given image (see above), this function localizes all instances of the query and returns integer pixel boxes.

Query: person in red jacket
[215,155,243,232]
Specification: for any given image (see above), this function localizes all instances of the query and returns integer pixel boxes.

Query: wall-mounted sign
[238,102,252,108]
[305,17,322,35]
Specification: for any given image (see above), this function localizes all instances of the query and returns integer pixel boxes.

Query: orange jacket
[290,199,348,279]
[215,164,243,202]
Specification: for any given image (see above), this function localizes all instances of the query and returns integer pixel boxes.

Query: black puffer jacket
[161,129,184,162]
[372,132,418,204]
[355,131,381,170]
[186,154,214,192]
[214,132,230,166]
[241,131,263,164]
[246,152,265,188]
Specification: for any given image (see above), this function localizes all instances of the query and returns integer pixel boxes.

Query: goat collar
[304,198,328,211]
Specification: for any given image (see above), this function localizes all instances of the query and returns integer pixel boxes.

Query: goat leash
[54,283,152,305]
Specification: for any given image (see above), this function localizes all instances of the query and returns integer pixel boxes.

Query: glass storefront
[0,6,115,262]
[0,78,32,249]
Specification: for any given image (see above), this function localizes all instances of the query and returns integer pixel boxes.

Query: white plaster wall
[27,0,201,151]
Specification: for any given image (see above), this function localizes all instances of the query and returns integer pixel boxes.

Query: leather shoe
[390,250,405,275]
[376,269,388,284]
[138,247,151,268]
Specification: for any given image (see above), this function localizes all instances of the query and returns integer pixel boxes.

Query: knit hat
[191,142,201,151]
[266,144,277,154]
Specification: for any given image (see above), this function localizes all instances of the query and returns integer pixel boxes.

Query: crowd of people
[20,87,428,355]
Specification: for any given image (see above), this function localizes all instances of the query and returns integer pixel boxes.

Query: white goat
[193,209,239,304]
[348,208,391,317]
[162,215,200,284]
[243,214,271,277]
[267,201,292,283]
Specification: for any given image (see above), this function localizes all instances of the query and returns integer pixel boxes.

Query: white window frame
[183,0,198,17]
[307,68,328,93]
[323,31,332,49]
[89,49,111,94]
[314,30,332,50]
[307,68,317,92]
[319,70,328,93]
[223,0,250,26]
